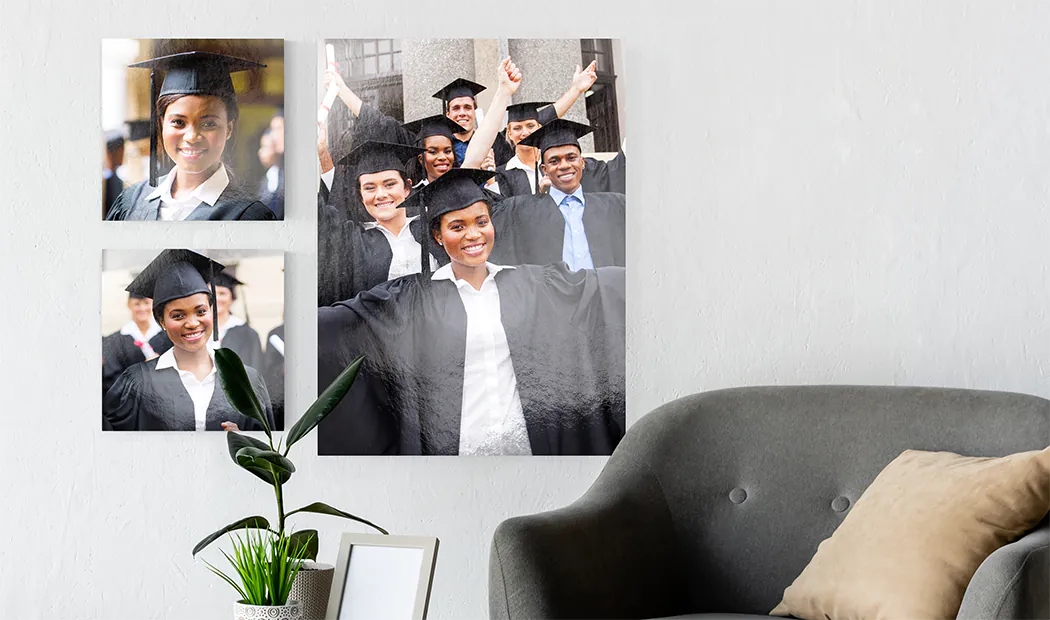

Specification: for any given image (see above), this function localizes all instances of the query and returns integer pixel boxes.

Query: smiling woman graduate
[316,168,625,456]
[105,52,276,221]
[104,250,274,431]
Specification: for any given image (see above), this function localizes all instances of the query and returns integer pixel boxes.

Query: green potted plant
[193,349,385,619]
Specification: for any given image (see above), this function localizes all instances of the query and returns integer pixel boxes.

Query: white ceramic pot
[233,599,302,620]
[289,562,335,620]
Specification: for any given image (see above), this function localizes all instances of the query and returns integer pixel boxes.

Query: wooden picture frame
[325,533,439,620]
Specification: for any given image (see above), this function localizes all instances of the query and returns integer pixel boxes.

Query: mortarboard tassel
[149,69,158,186]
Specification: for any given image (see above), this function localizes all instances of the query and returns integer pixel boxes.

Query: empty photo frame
[326,533,439,620]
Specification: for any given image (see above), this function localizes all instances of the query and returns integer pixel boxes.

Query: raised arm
[462,57,521,169]
[551,60,598,119]
[324,67,364,117]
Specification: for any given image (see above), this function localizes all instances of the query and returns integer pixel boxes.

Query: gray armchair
[490,386,1050,620]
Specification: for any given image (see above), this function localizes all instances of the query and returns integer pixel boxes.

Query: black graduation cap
[338,140,424,181]
[214,270,251,324]
[402,114,465,143]
[128,51,266,186]
[404,168,496,277]
[105,130,125,152]
[432,78,486,109]
[507,101,552,123]
[518,118,595,158]
[126,250,225,342]
[125,119,152,142]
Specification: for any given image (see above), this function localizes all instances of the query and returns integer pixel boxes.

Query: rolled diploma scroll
[318,44,339,124]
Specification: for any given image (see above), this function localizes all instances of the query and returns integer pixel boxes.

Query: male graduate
[490,118,626,270]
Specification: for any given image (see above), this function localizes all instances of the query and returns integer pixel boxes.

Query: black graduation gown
[105,179,276,221]
[221,323,263,371]
[102,332,147,419]
[490,192,626,268]
[104,358,274,431]
[316,263,626,456]
[318,217,443,307]
[263,324,285,431]
[103,173,124,218]
[258,166,285,219]
[494,156,616,199]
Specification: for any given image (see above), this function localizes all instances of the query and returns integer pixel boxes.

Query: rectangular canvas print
[101,38,285,221]
[315,38,627,456]
[102,249,285,431]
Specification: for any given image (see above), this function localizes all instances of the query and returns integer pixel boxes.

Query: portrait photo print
[102,249,286,432]
[315,38,627,456]
[101,39,285,221]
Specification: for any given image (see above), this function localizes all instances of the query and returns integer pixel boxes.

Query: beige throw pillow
[771,446,1050,620]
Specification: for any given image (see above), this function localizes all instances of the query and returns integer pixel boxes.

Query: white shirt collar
[146,164,230,206]
[155,346,216,373]
[119,319,161,342]
[505,154,537,174]
[549,183,585,207]
[362,215,416,237]
[413,178,429,189]
[431,262,515,288]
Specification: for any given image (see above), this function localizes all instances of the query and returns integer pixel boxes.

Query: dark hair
[155,92,239,172]
[153,292,215,326]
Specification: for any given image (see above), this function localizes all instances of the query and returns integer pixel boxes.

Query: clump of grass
[205,529,314,606]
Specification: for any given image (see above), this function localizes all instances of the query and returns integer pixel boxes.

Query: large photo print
[316,39,627,456]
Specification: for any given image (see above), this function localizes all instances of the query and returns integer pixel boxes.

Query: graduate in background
[105,52,276,221]
[212,271,263,371]
[263,324,285,431]
[103,131,126,218]
[256,113,285,219]
[105,250,274,431]
[317,169,625,456]
[102,292,161,407]
[490,119,626,270]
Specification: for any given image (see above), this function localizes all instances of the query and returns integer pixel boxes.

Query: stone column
[401,39,477,121]
[508,38,594,151]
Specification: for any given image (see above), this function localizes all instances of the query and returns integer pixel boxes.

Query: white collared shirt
[432,263,531,456]
[214,314,245,347]
[119,320,162,359]
[362,216,436,280]
[147,164,230,221]
[266,165,280,193]
[320,168,335,191]
[503,154,539,194]
[155,348,216,432]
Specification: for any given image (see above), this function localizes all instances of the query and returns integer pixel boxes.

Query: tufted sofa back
[596,386,1050,615]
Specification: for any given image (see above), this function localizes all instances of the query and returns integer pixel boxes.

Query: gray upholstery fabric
[489,386,1050,620]
[958,520,1050,620]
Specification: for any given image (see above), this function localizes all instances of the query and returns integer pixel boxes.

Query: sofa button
[831,496,850,512]
[729,488,747,504]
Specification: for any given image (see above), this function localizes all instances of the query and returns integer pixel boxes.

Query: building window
[580,39,621,152]
[350,39,401,78]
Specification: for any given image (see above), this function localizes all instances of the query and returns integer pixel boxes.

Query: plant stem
[273,466,286,535]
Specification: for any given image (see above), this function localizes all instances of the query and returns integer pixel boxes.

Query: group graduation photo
[315,38,628,456]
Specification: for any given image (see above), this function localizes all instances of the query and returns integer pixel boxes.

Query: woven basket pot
[289,562,336,620]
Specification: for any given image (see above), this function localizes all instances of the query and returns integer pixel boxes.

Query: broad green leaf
[287,529,319,561]
[227,432,277,485]
[235,447,295,484]
[285,354,365,451]
[286,501,388,535]
[191,515,270,556]
[215,348,271,439]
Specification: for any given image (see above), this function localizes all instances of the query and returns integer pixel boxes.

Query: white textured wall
[2,1,1048,619]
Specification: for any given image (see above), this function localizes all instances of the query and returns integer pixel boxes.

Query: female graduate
[316,168,625,456]
[105,52,276,221]
[102,293,161,404]
[316,59,523,305]
[212,271,263,371]
[105,250,274,431]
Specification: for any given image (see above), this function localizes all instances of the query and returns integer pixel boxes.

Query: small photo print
[315,39,627,456]
[102,39,285,221]
[102,249,285,431]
